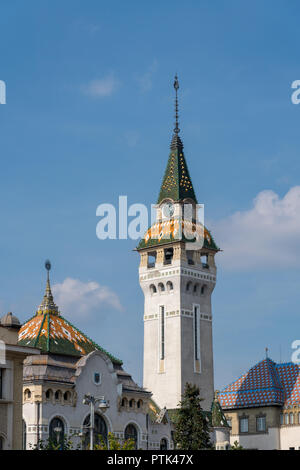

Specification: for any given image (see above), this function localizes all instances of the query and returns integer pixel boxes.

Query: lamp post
[82,394,109,450]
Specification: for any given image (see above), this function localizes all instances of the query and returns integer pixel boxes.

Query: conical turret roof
[18,262,122,364]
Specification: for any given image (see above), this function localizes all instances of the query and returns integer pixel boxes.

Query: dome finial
[36,260,59,316]
[173,74,180,135]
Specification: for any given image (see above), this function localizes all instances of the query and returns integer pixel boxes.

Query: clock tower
[137,76,219,411]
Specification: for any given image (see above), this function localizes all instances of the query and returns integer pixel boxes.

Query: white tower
[137,76,219,411]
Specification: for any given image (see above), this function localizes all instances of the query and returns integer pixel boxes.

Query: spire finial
[173,74,180,135]
[265,347,269,359]
[36,259,59,316]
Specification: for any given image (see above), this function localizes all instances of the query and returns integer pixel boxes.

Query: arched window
[83,414,107,449]
[290,413,294,425]
[193,284,199,294]
[45,389,53,401]
[129,399,135,409]
[24,389,31,400]
[54,390,62,401]
[158,282,165,293]
[160,438,168,450]
[64,391,71,402]
[124,424,138,449]
[121,397,128,407]
[200,285,206,296]
[49,417,65,449]
[166,281,173,291]
[186,281,192,292]
[22,420,26,450]
[150,284,157,294]
[137,399,143,409]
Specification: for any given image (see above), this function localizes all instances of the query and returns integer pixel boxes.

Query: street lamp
[82,394,109,450]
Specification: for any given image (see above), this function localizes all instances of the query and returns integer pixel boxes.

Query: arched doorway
[160,438,168,450]
[83,413,107,449]
[49,417,65,449]
[124,424,138,449]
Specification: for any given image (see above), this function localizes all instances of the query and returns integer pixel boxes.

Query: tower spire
[36,260,59,316]
[174,74,180,135]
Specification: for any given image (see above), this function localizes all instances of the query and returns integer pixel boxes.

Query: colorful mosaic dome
[18,264,122,365]
[137,219,219,251]
[218,358,300,409]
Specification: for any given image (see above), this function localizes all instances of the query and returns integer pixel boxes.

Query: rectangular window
[193,305,201,373]
[285,414,289,425]
[256,416,266,432]
[280,413,284,425]
[147,252,156,269]
[160,306,165,360]
[226,418,232,429]
[239,417,248,433]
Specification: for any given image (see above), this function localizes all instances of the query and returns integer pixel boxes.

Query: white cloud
[52,278,123,318]
[137,60,158,92]
[82,74,119,98]
[211,186,300,270]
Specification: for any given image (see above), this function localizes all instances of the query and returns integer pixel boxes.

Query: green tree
[94,432,136,450]
[173,383,212,450]
[230,440,244,450]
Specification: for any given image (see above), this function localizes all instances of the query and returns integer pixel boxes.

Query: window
[164,248,173,265]
[49,417,65,449]
[256,416,266,432]
[285,414,289,425]
[64,391,71,402]
[280,413,284,425]
[186,281,192,292]
[239,417,248,433]
[194,305,200,362]
[55,390,62,401]
[166,281,173,292]
[298,412,300,424]
[0,369,3,399]
[83,414,107,449]
[124,424,138,449]
[160,306,165,360]
[227,418,232,429]
[290,413,294,425]
[121,398,128,407]
[150,284,157,295]
[160,438,168,450]
[137,400,143,409]
[158,283,165,293]
[186,251,195,265]
[148,252,156,268]
[94,373,101,385]
[200,285,206,296]
[0,436,3,450]
[201,255,209,269]
[45,389,53,400]
[24,389,31,400]
[129,399,135,408]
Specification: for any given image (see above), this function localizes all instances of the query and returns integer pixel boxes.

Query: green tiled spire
[157,75,198,204]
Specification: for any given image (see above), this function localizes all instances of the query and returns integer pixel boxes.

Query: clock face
[162,202,174,218]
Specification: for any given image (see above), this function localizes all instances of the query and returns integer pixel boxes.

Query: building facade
[0,312,39,450]
[218,357,300,450]
[137,76,219,411]
[18,267,173,450]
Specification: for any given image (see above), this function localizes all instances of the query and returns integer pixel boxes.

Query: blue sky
[1,0,300,389]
